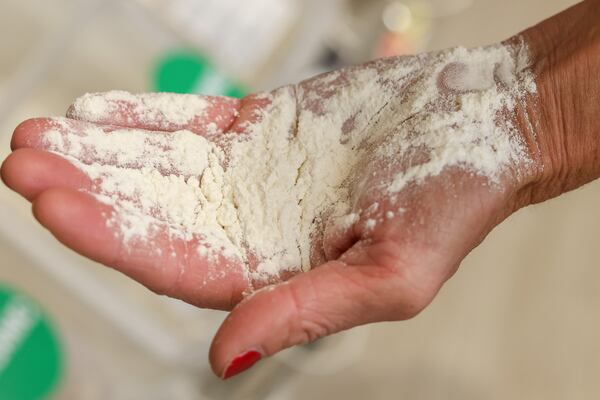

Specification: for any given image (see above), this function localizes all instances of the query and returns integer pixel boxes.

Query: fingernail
[222,350,262,379]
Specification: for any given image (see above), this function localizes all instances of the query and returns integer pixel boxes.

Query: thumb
[209,257,428,379]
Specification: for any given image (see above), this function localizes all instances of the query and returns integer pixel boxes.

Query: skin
[1,0,599,379]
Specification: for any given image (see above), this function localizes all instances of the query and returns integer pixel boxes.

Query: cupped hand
[0,45,538,379]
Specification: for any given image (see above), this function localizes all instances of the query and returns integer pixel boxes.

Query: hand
[1,57,534,380]
[4,0,597,377]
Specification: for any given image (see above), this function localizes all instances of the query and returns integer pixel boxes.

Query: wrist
[515,0,600,206]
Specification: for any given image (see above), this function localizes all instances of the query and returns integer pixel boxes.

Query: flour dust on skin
[42,40,537,287]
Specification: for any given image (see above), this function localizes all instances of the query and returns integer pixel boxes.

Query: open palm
[1,48,534,378]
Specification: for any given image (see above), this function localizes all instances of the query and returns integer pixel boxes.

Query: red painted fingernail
[222,350,262,379]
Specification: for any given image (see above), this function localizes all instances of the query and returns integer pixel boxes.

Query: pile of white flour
[43,42,536,283]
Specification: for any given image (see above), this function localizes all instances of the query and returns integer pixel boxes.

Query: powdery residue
[70,91,211,126]
[378,45,535,193]
[44,41,537,284]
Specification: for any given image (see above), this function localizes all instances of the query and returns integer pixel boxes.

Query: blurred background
[0,0,597,398]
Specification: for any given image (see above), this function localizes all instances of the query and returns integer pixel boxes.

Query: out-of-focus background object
[1,0,597,399]
[0,286,62,400]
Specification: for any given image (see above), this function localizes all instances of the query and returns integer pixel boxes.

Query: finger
[209,252,434,379]
[12,117,216,176]
[33,188,249,310]
[12,118,70,150]
[66,91,241,136]
[12,117,123,151]
[1,148,91,201]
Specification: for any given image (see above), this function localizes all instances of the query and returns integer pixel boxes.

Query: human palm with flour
[2,0,599,379]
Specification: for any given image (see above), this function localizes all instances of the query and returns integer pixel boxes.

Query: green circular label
[0,286,62,400]
[153,50,246,98]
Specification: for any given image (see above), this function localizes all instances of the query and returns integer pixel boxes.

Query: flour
[70,91,212,127]
[43,41,536,285]
[380,45,534,193]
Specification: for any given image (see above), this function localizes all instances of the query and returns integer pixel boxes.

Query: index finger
[67,91,241,136]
